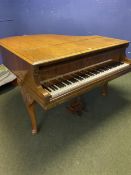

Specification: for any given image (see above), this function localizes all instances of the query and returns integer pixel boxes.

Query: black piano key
[53,84,59,90]
[81,71,90,77]
[89,71,97,75]
[77,72,87,79]
[72,78,79,82]
[74,74,84,80]
[102,67,110,70]
[67,75,79,82]
[43,86,52,92]
[58,77,72,85]
[64,80,72,85]
[98,68,105,73]
[70,76,79,82]
[67,80,73,84]
[75,76,83,80]
[69,77,78,83]
[49,85,56,91]
[82,75,87,78]
[72,77,80,82]
[94,69,101,73]
[72,74,79,83]
[76,71,84,75]
[97,68,106,72]
[93,68,101,72]
[47,88,52,92]
[84,73,91,77]
[85,68,98,76]
[61,77,73,84]
[86,71,95,75]
[53,85,59,90]
[60,82,65,87]
[52,79,65,88]
[78,75,85,79]
[105,66,112,70]
[61,82,67,87]
[56,82,64,88]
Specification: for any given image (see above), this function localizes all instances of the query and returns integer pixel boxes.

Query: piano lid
[0,34,129,66]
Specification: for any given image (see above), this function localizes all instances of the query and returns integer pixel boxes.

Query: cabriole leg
[21,87,37,135]
[25,102,37,135]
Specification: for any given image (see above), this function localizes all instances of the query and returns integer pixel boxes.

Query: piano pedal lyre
[67,97,87,116]
[101,82,108,96]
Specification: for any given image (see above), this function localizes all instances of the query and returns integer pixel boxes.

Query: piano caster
[101,83,108,96]
[32,129,37,135]
[21,87,38,135]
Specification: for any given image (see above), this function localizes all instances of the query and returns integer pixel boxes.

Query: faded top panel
[0,34,129,65]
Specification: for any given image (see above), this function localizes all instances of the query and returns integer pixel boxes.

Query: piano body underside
[1,44,131,110]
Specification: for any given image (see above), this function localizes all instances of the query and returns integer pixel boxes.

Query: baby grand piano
[0,34,131,134]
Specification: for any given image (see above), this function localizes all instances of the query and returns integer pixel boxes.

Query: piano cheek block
[0,34,130,134]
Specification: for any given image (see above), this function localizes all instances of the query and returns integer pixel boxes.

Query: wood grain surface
[0,34,129,65]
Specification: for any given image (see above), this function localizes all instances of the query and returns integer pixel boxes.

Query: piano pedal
[67,97,86,116]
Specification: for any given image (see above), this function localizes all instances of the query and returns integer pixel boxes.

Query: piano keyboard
[42,62,130,99]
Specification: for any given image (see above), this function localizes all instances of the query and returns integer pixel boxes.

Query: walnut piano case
[0,34,131,134]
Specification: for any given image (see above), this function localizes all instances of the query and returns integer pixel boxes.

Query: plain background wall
[0,0,131,63]
[0,0,18,63]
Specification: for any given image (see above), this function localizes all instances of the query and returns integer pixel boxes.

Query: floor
[0,73,131,175]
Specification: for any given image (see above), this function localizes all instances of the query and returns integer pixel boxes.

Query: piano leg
[101,82,108,96]
[21,87,37,135]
